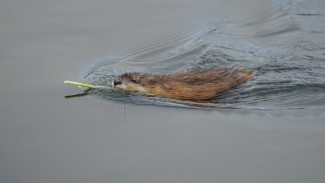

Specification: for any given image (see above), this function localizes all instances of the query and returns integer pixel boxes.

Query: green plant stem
[64,80,112,89]
[64,80,155,96]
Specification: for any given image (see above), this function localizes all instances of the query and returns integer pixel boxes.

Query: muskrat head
[112,72,148,93]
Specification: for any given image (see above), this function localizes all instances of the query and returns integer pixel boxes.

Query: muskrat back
[113,68,255,100]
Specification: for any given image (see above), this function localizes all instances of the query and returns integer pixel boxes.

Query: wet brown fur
[113,68,255,100]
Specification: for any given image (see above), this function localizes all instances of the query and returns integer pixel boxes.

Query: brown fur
[113,68,255,100]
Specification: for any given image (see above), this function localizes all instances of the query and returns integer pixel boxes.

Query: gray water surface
[1,0,324,183]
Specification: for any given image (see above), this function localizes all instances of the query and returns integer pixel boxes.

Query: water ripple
[83,0,325,110]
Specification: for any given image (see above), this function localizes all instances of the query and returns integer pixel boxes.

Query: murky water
[1,0,324,183]
[84,0,325,110]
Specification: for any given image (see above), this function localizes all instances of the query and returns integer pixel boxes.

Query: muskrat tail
[235,67,256,80]
[246,70,256,79]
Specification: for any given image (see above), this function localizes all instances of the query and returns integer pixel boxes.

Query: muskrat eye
[130,79,137,84]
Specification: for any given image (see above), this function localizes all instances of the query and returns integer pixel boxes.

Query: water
[83,0,325,110]
[1,0,325,183]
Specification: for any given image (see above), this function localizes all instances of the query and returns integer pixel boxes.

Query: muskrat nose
[113,80,121,86]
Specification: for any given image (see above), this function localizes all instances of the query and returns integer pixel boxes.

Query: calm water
[1,0,324,183]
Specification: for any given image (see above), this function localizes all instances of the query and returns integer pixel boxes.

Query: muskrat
[112,68,255,100]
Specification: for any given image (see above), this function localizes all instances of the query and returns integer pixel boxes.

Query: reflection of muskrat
[113,68,255,100]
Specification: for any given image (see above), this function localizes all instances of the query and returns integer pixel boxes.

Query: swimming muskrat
[112,68,255,100]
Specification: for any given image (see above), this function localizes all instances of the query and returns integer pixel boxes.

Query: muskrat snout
[113,80,121,86]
